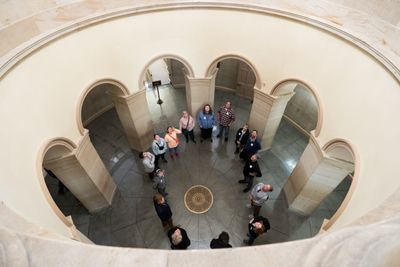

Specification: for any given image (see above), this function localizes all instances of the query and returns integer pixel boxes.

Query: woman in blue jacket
[197,104,215,142]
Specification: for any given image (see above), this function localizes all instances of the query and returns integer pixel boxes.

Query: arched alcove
[139,54,195,90]
[207,55,260,138]
[205,54,262,90]
[322,139,358,230]
[271,79,323,137]
[77,79,129,135]
[141,55,194,134]
[214,58,256,100]
[38,138,78,228]
[78,79,132,172]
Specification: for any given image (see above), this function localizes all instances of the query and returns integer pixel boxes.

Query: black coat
[168,227,191,250]
[243,160,262,178]
[248,216,270,237]
[154,202,172,221]
[240,138,261,161]
[210,238,232,249]
[235,128,250,145]
[244,138,261,155]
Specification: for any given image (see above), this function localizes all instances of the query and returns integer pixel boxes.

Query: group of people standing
[153,193,232,249]
[138,101,273,248]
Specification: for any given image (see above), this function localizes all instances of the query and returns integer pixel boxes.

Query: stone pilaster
[184,69,217,115]
[248,89,295,150]
[284,136,354,215]
[109,90,153,151]
[43,132,116,213]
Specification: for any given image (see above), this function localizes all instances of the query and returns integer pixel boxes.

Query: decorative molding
[0,2,399,85]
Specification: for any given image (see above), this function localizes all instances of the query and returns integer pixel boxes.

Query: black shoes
[216,134,221,138]
[243,188,250,193]
[238,180,246,184]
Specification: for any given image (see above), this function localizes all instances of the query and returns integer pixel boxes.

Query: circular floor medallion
[184,185,214,214]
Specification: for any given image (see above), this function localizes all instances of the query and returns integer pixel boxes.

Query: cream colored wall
[0,8,400,236]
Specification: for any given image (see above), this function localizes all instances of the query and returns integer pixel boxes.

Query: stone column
[283,137,354,215]
[43,132,116,213]
[184,69,217,116]
[248,89,295,150]
[109,90,153,151]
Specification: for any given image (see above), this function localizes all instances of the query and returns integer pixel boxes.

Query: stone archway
[205,54,262,90]
[78,79,153,151]
[271,79,323,137]
[322,139,358,230]
[38,138,77,228]
[139,54,195,90]
[41,135,116,215]
[77,79,129,135]
[283,135,356,217]
[140,55,195,134]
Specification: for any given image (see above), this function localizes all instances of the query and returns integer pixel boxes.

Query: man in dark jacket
[153,194,173,228]
[239,130,261,162]
[244,216,270,246]
[210,231,232,249]
[234,124,250,154]
[168,226,191,250]
[238,154,262,192]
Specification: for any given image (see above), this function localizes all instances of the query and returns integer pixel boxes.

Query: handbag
[212,125,217,132]
[155,142,164,150]
[182,117,190,134]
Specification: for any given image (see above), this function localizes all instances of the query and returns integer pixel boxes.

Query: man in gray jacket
[249,183,273,218]
[139,151,156,179]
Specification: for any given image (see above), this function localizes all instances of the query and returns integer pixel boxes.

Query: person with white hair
[249,183,273,218]
[139,151,156,179]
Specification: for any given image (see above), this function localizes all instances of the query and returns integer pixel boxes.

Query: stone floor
[45,85,351,249]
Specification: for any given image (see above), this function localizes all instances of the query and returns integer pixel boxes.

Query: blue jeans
[247,230,258,246]
[168,146,178,155]
[218,125,230,139]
